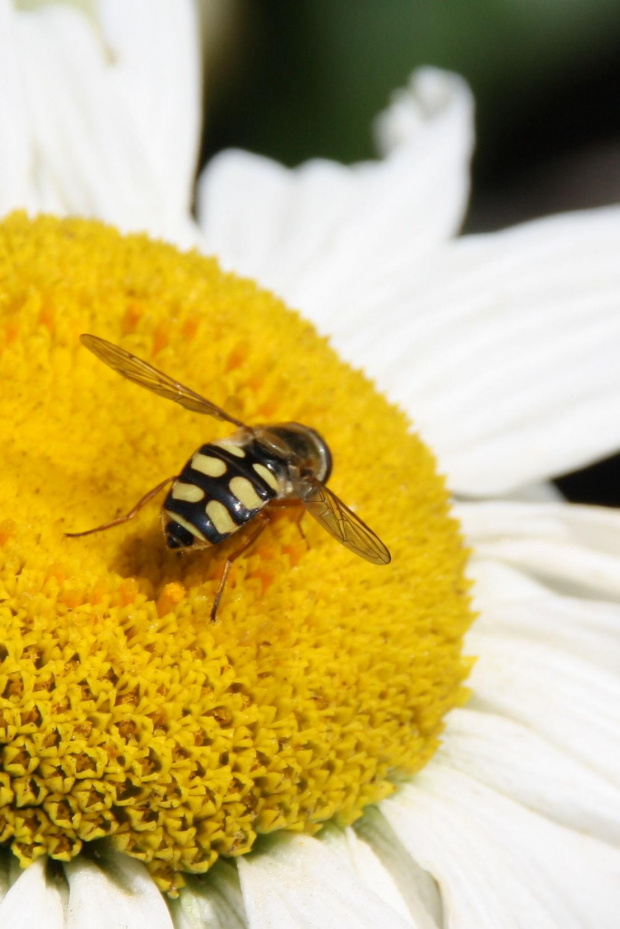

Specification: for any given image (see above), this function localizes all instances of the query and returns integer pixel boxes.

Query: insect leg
[269,497,307,540]
[65,476,175,538]
[210,510,270,621]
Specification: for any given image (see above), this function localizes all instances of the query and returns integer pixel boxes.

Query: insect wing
[81,334,246,427]
[297,477,391,565]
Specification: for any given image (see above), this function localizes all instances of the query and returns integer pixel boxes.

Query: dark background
[200,0,620,505]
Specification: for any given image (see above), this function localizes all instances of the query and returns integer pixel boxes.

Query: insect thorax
[253,423,332,485]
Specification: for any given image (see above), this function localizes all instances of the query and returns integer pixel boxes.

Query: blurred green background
[203,0,620,231]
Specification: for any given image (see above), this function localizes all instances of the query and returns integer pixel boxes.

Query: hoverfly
[67,334,391,618]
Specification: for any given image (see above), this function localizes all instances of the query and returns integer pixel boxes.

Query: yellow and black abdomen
[163,439,282,549]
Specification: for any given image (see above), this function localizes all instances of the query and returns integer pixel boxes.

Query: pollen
[0,213,473,893]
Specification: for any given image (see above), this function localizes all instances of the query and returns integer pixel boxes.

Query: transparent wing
[297,477,391,565]
[81,334,246,427]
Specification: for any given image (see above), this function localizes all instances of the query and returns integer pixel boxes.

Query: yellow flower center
[0,213,473,893]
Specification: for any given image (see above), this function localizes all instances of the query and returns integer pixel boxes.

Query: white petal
[498,481,563,503]
[64,850,173,929]
[171,861,247,929]
[0,850,11,902]
[466,624,620,788]
[470,570,620,675]
[6,1,200,243]
[15,7,127,217]
[459,498,620,557]
[439,708,620,845]
[320,824,420,923]
[383,764,620,929]
[237,833,415,929]
[458,503,620,787]
[353,809,442,929]
[458,499,620,600]
[466,556,547,600]
[0,1,32,214]
[0,858,65,929]
[348,207,620,495]
[96,0,201,224]
[197,68,473,315]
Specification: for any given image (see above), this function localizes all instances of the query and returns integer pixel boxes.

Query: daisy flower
[0,3,620,929]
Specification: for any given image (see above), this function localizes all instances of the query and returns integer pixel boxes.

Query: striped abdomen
[162,438,282,549]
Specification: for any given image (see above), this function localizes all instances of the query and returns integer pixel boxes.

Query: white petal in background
[197,68,474,314]
[306,204,620,497]
[383,209,620,495]
[0,1,31,213]
[0,0,201,244]
[458,499,620,600]
[97,0,201,232]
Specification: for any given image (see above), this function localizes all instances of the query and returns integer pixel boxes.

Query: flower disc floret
[0,214,473,892]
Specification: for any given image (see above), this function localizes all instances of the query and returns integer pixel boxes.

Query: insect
[67,334,391,618]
